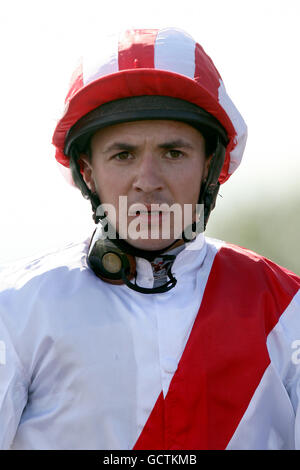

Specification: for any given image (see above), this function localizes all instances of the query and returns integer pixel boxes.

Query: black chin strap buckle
[121,256,177,295]
[88,233,178,294]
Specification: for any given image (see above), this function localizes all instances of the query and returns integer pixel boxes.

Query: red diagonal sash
[134,244,300,449]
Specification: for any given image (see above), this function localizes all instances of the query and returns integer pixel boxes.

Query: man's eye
[166,150,183,159]
[114,151,132,161]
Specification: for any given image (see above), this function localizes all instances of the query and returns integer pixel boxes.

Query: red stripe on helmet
[64,61,84,105]
[194,43,221,100]
[118,29,158,70]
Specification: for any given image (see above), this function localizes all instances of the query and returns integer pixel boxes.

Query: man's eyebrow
[102,142,137,153]
[103,139,194,153]
[158,139,194,150]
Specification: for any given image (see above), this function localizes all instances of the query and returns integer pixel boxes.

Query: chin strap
[87,225,182,294]
[199,138,226,229]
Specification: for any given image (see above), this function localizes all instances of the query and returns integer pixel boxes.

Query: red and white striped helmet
[52,27,247,185]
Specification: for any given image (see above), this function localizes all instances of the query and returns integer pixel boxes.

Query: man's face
[81,120,211,251]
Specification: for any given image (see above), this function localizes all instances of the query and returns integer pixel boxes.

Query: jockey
[0,27,299,450]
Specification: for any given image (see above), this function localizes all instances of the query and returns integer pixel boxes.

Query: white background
[0,0,299,262]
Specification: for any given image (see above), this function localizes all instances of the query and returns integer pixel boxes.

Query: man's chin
[125,237,179,253]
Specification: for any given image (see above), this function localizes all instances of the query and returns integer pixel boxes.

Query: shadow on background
[206,184,300,276]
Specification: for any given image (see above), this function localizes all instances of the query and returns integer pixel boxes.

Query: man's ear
[79,155,96,192]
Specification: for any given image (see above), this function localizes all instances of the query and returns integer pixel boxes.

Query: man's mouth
[132,211,165,224]
[128,204,170,223]
[128,203,169,214]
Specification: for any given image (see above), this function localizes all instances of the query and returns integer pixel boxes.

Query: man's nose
[132,154,164,193]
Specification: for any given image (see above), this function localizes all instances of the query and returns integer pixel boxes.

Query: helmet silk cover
[52,28,247,185]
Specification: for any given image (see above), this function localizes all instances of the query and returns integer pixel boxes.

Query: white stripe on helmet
[154,27,196,79]
[82,33,119,86]
[218,80,248,175]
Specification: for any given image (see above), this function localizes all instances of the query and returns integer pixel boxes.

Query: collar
[88,224,206,293]
[135,233,206,290]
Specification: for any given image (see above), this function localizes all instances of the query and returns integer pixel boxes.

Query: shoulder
[0,239,91,292]
[205,236,300,300]
[0,238,97,323]
[202,238,300,364]
[0,239,95,377]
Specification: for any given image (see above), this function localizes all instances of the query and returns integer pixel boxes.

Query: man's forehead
[91,119,205,148]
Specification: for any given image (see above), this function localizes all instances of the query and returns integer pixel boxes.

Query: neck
[87,222,201,294]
